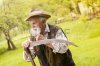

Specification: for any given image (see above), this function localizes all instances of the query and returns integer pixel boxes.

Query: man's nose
[33,24,39,28]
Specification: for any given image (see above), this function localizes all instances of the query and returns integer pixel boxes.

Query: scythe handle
[24,48,36,66]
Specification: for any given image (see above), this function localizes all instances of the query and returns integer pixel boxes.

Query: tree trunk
[9,39,16,49]
[7,39,11,50]
[3,30,16,50]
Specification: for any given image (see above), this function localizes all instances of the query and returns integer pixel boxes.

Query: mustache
[30,27,41,36]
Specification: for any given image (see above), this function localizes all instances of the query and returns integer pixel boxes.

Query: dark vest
[34,24,75,66]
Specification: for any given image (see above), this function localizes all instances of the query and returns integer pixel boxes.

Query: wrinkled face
[28,16,47,33]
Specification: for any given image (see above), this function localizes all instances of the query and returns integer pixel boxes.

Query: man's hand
[22,35,54,49]
[22,40,32,48]
[22,34,45,48]
[36,34,46,40]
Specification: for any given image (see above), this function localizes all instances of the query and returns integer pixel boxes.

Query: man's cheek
[39,23,44,28]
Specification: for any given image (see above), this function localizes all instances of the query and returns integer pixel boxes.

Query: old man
[22,9,76,66]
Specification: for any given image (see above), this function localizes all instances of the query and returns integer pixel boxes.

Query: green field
[0,19,100,66]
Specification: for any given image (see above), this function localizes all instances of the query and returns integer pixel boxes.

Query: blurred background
[0,0,100,66]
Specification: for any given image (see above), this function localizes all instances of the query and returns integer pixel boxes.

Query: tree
[0,0,35,50]
[0,0,17,50]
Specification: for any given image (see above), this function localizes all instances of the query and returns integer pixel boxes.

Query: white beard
[30,27,41,36]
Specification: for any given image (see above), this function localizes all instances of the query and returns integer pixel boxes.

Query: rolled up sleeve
[52,29,68,53]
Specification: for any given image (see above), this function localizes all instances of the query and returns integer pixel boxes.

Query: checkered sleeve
[52,29,68,53]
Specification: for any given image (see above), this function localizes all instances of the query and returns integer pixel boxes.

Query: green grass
[0,19,100,66]
[58,19,100,66]
[0,33,40,66]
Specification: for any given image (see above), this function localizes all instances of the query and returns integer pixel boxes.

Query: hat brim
[25,14,51,21]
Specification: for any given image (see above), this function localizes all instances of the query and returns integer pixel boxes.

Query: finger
[25,43,29,47]
[22,41,29,48]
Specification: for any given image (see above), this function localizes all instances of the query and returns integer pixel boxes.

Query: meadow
[0,18,100,66]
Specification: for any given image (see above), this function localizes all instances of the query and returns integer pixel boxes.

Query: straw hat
[25,9,51,21]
